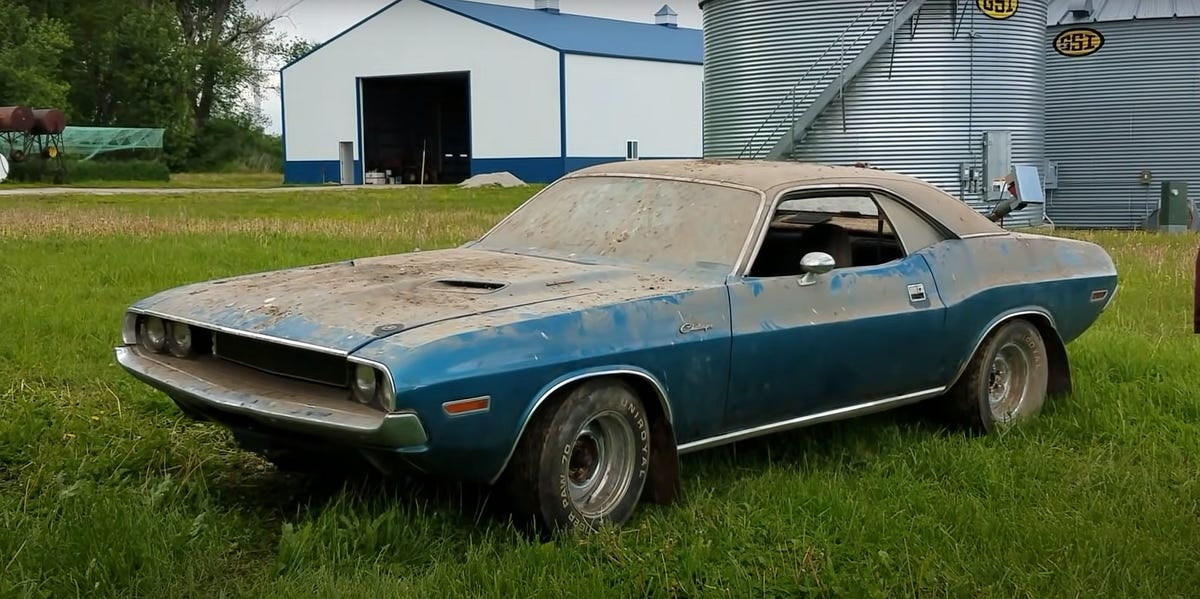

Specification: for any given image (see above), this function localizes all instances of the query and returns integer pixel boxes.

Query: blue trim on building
[563,157,700,174]
[424,0,703,64]
[285,160,361,184]
[283,0,703,73]
[355,78,365,185]
[281,0,404,71]
[472,158,563,184]
[558,52,567,176]
[279,70,287,163]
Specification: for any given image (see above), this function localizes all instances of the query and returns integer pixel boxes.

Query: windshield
[474,175,763,272]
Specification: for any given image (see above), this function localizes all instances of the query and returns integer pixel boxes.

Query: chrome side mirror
[798,252,835,287]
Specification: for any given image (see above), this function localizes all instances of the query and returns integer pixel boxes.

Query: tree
[0,0,71,108]
[175,0,304,129]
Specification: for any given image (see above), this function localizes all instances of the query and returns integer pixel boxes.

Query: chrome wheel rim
[567,411,636,519]
[988,341,1032,422]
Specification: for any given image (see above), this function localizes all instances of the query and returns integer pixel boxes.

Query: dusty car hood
[131,248,699,353]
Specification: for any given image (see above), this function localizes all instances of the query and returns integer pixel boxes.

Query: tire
[506,379,652,532]
[948,319,1050,434]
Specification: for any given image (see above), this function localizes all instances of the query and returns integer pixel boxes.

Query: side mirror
[798,252,835,287]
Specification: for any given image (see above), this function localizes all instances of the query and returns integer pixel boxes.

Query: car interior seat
[795,222,854,269]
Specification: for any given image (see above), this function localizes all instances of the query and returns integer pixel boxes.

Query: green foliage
[0,189,1198,597]
[8,0,305,174]
[0,0,72,107]
[186,113,284,173]
[5,158,170,183]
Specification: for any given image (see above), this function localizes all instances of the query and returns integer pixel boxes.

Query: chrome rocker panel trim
[114,346,427,447]
[676,386,946,454]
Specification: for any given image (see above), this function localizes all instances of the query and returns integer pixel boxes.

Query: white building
[280,0,703,185]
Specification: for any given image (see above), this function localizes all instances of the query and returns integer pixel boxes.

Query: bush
[5,158,170,184]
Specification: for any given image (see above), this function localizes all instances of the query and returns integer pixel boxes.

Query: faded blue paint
[724,253,948,429]
[122,219,1118,486]
[349,286,733,481]
[283,160,362,184]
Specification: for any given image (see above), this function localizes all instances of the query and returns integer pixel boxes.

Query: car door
[722,188,952,431]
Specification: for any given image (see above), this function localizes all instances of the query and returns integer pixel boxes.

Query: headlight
[139,316,167,353]
[166,322,194,358]
[352,363,377,404]
[349,362,396,411]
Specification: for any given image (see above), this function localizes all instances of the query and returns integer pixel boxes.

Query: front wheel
[948,319,1050,434]
[505,379,651,532]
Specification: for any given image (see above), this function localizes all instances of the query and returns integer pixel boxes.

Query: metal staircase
[737,0,930,161]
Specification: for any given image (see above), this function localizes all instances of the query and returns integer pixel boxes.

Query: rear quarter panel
[920,232,1118,385]
[349,286,733,483]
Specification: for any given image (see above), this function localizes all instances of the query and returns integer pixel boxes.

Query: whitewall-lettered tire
[950,319,1050,433]
[506,378,651,532]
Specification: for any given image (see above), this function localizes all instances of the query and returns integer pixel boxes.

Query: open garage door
[361,72,471,184]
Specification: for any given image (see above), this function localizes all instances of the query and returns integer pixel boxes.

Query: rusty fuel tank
[31,108,67,135]
[0,106,35,133]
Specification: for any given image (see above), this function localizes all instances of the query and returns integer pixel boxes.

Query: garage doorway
[361,72,471,184]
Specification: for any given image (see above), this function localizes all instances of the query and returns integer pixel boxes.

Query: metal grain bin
[701,0,1047,225]
[1045,0,1200,229]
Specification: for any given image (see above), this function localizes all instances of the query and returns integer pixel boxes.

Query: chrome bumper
[114,346,427,447]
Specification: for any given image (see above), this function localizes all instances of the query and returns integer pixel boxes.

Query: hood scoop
[421,278,508,294]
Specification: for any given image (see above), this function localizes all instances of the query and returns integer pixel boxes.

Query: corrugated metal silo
[701,0,1048,226]
[1045,0,1200,229]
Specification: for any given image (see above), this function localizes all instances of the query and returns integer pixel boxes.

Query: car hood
[131,248,702,353]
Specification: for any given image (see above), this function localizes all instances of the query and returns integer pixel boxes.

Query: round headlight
[353,364,377,404]
[167,323,194,358]
[139,316,167,353]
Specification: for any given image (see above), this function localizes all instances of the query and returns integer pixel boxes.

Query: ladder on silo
[738,0,929,161]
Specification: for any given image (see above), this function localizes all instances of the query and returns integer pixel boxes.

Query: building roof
[283,0,703,70]
[1048,0,1200,26]
[424,0,702,64]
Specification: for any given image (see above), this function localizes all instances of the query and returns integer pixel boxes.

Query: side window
[747,191,908,278]
[871,192,949,255]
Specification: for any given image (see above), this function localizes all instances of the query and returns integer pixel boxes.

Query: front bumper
[114,345,428,448]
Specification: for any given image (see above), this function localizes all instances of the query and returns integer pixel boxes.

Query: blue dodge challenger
[115,159,1118,531]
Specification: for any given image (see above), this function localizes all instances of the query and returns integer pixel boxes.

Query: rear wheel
[948,319,1050,433]
[506,379,651,532]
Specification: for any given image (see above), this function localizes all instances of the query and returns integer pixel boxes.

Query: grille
[211,331,348,388]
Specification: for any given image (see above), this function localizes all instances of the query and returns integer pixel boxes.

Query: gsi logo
[1054,28,1105,57]
[977,0,1018,19]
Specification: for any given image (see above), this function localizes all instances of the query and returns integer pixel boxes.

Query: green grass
[1,187,1198,597]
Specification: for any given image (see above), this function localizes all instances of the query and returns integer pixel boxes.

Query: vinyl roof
[1047,0,1200,25]
[567,159,1006,238]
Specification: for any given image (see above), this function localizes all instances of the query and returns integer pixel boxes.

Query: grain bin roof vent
[534,0,560,14]
[1069,0,1094,18]
[655,4,679,27]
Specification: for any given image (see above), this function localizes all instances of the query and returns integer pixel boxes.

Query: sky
[246,0,704,134]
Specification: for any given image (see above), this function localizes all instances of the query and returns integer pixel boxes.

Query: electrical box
[1043,160,1059,190]
[1013,164,1045,204]
[625,140,640,161]
[981,130,1012,202]
[1159,181,1189,233]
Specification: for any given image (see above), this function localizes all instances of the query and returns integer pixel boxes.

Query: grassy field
[1,186,1197,597]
